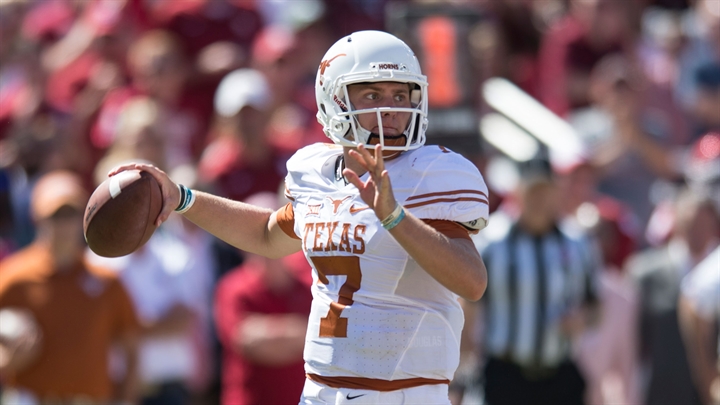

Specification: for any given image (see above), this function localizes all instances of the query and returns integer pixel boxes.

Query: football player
[111,30,490,405]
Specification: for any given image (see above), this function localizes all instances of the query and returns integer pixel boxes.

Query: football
[83,170,162,257]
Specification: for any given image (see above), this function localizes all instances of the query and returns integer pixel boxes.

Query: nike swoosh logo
[349,204,369,214]
[346,393,366,400]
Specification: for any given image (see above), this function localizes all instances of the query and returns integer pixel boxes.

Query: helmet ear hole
[320,103,327,114]
[411,87,421,106]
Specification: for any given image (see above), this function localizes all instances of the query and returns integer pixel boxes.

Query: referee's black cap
[517,158,555,188]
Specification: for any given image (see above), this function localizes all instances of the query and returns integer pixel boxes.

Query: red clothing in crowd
[538,15,624,116]
[198,136,292,203]
[140,0,263,58]
[90,83,214,159]
[214,253,313,405]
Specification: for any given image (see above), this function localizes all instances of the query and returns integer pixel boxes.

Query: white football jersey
[284,143,489,382]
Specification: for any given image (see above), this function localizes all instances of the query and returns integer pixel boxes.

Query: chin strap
[335,155,348,185]
[367,133,407,142]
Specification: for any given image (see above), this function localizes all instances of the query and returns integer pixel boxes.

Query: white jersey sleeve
[391,145,489,231]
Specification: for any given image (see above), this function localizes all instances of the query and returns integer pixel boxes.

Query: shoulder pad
[392,146,489,228]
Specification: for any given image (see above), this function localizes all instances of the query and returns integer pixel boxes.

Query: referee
[465,160,600,405]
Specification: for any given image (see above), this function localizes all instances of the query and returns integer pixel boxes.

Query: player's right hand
[343,144,398,221]
[108,163,180,226]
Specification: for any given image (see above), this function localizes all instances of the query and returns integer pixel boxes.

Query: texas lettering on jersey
[302,195,369,253]
[303,221,367,254]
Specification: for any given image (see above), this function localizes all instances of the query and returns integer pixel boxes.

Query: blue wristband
[382,205,406,230]
[175,184,196,214]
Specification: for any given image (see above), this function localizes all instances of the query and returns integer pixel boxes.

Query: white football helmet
[315,30,429,151]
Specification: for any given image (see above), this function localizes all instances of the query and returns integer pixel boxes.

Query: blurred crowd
[0,0,718,404]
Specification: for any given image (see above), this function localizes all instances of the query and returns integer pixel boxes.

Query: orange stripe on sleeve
[422,219,471,241]
[405,197,488,209]
[275,202,300,239]
[406,189,488,201]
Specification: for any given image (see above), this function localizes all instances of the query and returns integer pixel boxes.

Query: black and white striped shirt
[478,221,600,369]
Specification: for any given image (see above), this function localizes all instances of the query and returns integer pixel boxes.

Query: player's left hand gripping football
[108,163,180,226]
[343,144,398,221]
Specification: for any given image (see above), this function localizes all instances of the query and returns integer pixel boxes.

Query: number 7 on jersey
[310,256,362,338]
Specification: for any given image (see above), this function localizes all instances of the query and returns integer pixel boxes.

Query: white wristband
[175,184,196,214]
[380,204,405,230]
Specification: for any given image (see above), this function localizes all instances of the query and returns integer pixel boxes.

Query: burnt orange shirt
[0,243,140,402]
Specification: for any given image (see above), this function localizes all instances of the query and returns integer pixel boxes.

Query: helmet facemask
[323,77,428,152]
[315,31,429,152]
